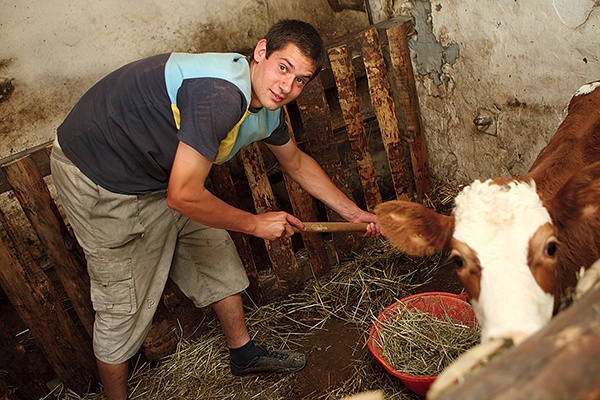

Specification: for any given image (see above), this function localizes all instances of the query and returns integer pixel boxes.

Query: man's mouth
[271,91,284,103]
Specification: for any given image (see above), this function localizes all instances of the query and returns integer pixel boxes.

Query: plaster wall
[385,0,599,182]
[0,0,369,157]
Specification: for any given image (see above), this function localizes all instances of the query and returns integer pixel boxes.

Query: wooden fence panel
[328,44,382,212]
[0,208,96,395]
[283,112,331,277]
[385,21,430,201]
[240,143,304,293]
[1,155,95,336]
[0,305,49,399]
[210,163,266,305]
[295,78,362,261]
[360,26,413,200]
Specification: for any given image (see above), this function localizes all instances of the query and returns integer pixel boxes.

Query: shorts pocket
[88,258,137,315]
[89,186,145,249]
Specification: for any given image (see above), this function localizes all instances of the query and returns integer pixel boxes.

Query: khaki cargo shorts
[50,139,249,364]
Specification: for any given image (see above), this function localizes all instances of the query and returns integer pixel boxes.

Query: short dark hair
[264,19,327,79]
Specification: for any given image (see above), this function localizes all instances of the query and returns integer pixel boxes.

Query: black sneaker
[230,345,307,376]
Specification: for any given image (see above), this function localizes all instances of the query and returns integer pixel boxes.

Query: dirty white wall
[1,0,598,185]
[380,0,599,182]
[0,0,369,157]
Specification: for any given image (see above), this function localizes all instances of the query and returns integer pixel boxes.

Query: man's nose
[280,76,292,94]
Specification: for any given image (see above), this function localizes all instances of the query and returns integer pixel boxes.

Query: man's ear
[253,39,268,62]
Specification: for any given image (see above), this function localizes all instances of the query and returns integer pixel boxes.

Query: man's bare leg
[211,293,251,348]
[97,359,128,400]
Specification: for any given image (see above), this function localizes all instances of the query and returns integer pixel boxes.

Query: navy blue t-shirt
[57,52,289,195]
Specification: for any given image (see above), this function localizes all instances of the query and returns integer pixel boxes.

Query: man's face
[250,39,317,110]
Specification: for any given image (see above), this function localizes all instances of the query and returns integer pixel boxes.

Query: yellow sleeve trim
[215,109,251,163]
[171,104,181,130]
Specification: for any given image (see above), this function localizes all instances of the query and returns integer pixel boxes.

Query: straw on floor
[48,181,462,400]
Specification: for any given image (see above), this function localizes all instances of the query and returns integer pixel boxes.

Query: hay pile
[375,306,480,376]
[49,182,462,400]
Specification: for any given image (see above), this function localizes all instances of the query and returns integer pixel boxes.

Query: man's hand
[363,221,381,238]
[253,211,305,240]
[346,209,381,238]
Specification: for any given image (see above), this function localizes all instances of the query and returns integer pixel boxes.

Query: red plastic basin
[367,292,477,396]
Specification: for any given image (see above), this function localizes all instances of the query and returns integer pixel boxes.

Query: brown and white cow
[375,81,600,345]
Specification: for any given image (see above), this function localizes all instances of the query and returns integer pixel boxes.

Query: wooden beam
[385,21,430,201]
[1,155,95,336]
[209,163,266,305]
[328,44,382,212]
[0,141,53,195]
[0,208,96,395]
[282,110,331,277]
[0,317,49,399]
[239,143,304,294]
[295,77,362,261]
[360,27,413,200]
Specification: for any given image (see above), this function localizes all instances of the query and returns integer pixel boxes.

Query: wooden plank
[239,143,304,294]
[360,27,413,200]
[295,77,362,261]
[209,163,266,305]
[328,44,382,212]
[282,110,331,277]
[0,141,53,195]
[281,173,331,277]
[0,208,96,395]
[434,287,600,400]
[385,21,431,201]
[284,174,332,279]
[0,317,49,399]
[1,156,95,336]
[0,380,18,400]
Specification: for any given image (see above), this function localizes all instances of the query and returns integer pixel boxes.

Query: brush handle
[293,222,369,233]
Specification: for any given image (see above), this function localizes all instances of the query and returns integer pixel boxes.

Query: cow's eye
[452,255,464,268]
[545,241,557,257]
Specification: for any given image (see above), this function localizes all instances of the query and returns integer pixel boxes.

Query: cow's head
[375,179,558,344]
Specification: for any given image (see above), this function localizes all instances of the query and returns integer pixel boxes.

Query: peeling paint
[408,0,460,86]
[398,0,598,184]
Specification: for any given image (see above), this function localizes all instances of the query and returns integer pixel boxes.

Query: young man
[51,19,379,400]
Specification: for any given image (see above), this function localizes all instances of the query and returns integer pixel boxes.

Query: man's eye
[279,64,287,72]
[295,78,306,86]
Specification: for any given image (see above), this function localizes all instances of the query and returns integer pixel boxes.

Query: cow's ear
[375,200,454,256]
